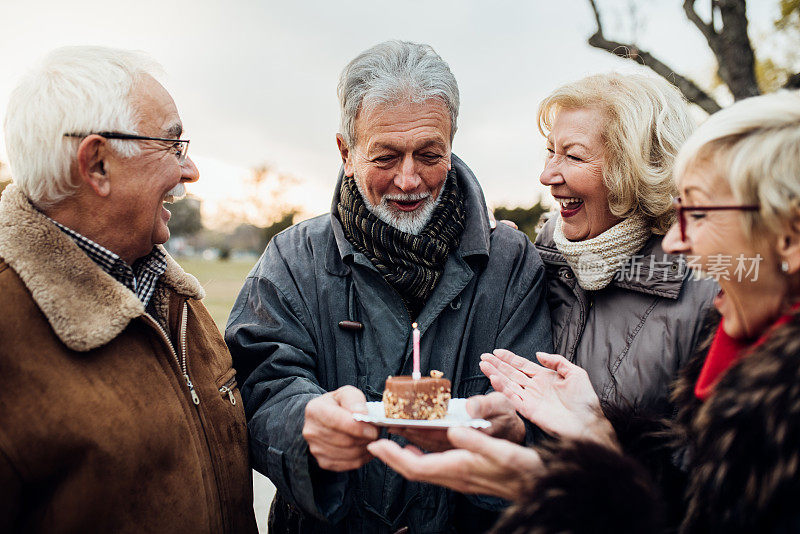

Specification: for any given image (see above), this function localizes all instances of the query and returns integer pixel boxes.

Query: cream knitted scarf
[553,214,650,291]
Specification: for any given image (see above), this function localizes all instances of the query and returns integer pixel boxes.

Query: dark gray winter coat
[535,217,718,415]
[226,155,552,533]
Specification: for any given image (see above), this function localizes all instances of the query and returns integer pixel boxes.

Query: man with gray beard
[226,40,552,533]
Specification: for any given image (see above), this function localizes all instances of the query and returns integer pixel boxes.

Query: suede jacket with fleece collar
[0,184,257,534]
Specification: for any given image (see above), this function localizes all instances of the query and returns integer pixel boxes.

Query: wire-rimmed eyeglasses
[673,196,759,242]
[64,131,190,164]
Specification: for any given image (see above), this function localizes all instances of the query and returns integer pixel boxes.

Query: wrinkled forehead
[677,154,733,202]
[354,98,451,149]
[130,74,182,137]
[547,106,607,145]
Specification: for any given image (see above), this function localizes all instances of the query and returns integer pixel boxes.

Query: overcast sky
[0,0,777,226]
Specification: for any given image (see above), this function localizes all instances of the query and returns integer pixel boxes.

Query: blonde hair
[538,73,694,234]
[675,90,800,240]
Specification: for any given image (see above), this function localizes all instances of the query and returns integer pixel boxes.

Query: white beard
[354,174,444,235]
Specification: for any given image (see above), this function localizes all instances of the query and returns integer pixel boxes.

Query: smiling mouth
[384,191,431,213]
[557,197,584,217]
[162,183,186,205]
[391,199,425,212]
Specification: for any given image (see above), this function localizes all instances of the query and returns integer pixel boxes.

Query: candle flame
[412,322,418,329]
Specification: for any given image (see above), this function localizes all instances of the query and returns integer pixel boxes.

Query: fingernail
[364,426,377,438]
[353,402,367,414]
[480,353,492,360]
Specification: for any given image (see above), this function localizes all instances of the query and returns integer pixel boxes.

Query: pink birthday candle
[412,322,421,380]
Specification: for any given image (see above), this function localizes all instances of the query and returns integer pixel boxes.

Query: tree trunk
[709,0,761,99]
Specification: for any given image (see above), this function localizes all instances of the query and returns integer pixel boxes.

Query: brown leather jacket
[0,185,257,533]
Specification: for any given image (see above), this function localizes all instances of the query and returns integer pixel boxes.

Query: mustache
[381,191,431,203]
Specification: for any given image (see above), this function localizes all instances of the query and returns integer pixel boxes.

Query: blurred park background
[1,0,799,531]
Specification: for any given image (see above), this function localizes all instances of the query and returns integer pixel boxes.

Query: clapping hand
[480,349,618,449]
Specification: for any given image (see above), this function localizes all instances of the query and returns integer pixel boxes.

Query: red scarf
[695,307,799,401]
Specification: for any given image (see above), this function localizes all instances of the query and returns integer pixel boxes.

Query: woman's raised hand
[480,349,617,448]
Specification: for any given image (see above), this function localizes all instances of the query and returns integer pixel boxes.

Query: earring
[781,261,790,273]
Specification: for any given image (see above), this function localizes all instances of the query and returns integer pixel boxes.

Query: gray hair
[337,40,460,147]
[675,90,800,240]
[4,46,162,207]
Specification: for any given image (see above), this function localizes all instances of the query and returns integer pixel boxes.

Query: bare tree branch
[586,0,721,114]
[683,0,716,42]
[588,0,604,33]
[588,31,722,113]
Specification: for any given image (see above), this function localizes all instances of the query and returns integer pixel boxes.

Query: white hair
[675,90,800,239]
[4,46,162,207]
[337,40,459,148]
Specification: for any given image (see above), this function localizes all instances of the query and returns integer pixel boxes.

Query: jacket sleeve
[225,251,349,523]
[494,234,554,450]
[465,232,554,512]
[494,234,553,358]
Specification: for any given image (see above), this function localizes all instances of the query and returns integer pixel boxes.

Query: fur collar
[0,184,204,352]
[672,308,800,532]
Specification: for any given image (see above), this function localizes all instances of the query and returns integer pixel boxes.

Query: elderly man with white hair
[0,46,257,533]
[226,40,552,533]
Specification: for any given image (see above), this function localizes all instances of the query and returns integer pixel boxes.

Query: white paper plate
[353,398,491,429]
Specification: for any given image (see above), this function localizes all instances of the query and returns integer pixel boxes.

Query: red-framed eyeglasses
[673,197,760,242]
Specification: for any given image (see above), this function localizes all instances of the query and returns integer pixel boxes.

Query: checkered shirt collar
[48,218,167,308]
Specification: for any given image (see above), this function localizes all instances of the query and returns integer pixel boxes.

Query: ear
[776,218,800,274]
[76,135,111,197]
[336,134,355,177]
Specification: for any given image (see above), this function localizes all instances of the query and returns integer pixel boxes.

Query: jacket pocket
[215,367,243,408]
[218,375,238,405]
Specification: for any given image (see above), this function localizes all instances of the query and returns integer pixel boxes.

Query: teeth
[163,195,175,204]
[558,197,583,208]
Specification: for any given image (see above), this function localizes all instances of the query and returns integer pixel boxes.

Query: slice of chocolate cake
[383,370,452,420]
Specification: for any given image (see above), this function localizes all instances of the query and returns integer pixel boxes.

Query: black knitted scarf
[337,169,466,318]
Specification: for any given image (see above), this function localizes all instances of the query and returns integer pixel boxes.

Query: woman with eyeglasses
[371,90,800,533]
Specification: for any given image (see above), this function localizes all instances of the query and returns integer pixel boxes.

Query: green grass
[176,258,256,331]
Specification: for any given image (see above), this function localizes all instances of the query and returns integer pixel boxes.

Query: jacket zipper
[146,300,232,531]
[144,302,200,405]
[219,377,237,405]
